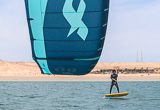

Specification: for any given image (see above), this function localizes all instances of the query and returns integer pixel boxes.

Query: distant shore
[0,74,160,81]
[0,60,160,81]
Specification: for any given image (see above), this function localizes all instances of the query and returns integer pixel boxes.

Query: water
[0,81,159,110]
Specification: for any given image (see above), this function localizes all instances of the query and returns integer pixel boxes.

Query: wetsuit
[110,73,119,94]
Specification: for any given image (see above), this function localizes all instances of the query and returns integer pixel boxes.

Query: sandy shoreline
[0,60,160,81]
[0,74,160,81]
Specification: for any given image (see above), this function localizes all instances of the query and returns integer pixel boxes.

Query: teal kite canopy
[24,0,110,75]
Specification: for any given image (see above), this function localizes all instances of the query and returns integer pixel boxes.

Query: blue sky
[0,0,160,62]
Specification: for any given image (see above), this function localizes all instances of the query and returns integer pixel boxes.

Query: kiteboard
[105,92,129,98]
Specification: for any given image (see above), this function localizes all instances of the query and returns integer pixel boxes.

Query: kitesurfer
[110,70,119,94]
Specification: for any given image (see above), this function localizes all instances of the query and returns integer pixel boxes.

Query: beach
[0,60,160,81]
[0,74,160,81]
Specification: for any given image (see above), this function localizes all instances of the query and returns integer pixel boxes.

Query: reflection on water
[0,81,159,110]
[108,97,131,100]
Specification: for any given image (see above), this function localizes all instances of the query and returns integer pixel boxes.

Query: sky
[0,0,160,62]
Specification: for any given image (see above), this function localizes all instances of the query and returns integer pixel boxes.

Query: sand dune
[1,60,160,76]
[0,60,40,76]
[0,60,160,81]
[94,62,160,70]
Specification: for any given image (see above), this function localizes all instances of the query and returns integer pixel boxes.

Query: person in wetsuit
[110,70,119,94]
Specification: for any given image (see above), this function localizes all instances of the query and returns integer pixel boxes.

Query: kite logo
[63,0,88,41]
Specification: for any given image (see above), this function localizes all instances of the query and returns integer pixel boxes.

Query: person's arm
[114,74,118,82]
[111,75,115,81]
[110,74,112,79]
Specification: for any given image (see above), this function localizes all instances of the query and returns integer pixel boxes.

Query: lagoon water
[0,81,159,110]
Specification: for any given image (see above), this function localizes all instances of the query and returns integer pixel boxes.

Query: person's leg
[115,83,120,93]
[110,84,114,94]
